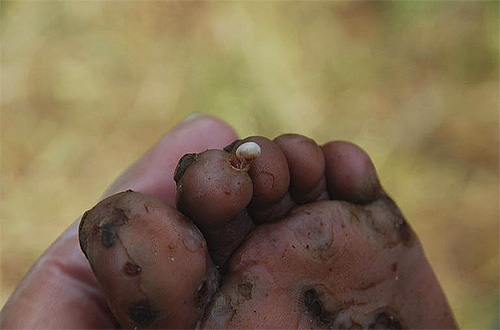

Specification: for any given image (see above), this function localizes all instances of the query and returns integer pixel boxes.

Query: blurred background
[1,1,498,328]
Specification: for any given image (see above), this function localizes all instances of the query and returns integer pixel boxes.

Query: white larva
[235,141,261,161]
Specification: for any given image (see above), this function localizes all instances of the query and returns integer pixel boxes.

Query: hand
[0,115,237,329]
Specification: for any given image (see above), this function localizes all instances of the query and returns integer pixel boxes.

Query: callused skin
[79,135,457,329]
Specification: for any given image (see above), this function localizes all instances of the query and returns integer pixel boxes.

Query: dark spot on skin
[303,289,334,327]
[144,204,149,213]
[123,262,141,276]
[237,282,253,300]
[304,290,322,317]
[223,139,242,153]
[195,281,208,309]
[126,189,134,193]
[112,207,129,224]
[395,217,413,246]
[368,312,402,329]
[392,263,398,272]
[99,207,129,248]
[129,302,157,326]
[174,153,197,183]
[101,223,116,247]
[349,322,362,329]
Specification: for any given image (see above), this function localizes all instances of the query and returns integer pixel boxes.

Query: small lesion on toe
[237,282,253,300]
[368,312,404,329]
[128,301,158,326]
[303,289,335,328]
[98,207,130,248]
[229,141,262,171]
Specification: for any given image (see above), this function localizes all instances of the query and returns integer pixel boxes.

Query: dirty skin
[79,135,457,329]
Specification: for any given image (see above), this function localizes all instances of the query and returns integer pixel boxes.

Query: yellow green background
[1,2,498,328]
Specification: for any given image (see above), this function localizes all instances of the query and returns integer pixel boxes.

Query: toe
[322,141,382,204]
[274,134,328,204]
[232,136,294,224]
[175,149,255,265]
[175,149,253,229]
[241,136,290,206]
[79,190,218,329]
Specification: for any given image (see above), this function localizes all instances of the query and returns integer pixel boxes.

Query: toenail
[128,301,157,326]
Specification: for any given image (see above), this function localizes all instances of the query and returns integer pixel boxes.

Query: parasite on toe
[235,142,261,169]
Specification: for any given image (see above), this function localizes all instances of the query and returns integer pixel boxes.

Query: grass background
[1,1,498,328]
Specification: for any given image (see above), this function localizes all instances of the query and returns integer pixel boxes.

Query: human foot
[79,134,457,329]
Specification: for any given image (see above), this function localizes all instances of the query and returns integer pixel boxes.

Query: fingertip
[175,114,239,145]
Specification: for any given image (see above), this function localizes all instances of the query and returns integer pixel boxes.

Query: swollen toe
[175,148,255,265]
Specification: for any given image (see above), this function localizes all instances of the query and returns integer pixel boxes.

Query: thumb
[1,114,237,329]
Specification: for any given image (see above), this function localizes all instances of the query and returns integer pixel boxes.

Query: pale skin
[0,115,457,329]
